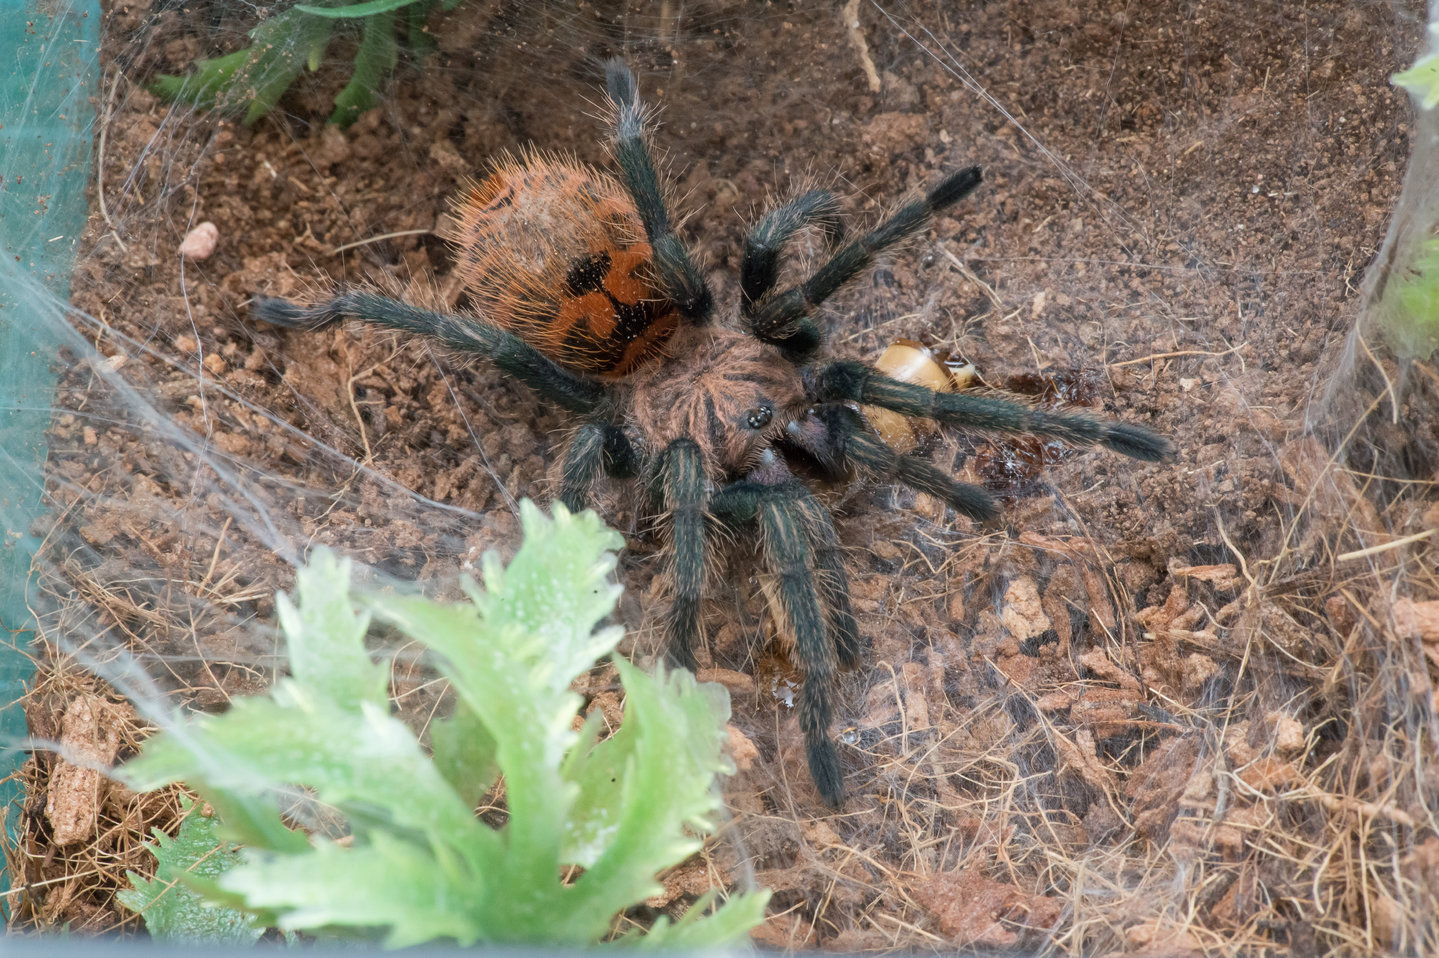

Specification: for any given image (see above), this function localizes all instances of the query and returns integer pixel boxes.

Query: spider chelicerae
[253,60,1173,805]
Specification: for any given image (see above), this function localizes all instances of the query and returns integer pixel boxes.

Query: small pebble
[180,221,219,260]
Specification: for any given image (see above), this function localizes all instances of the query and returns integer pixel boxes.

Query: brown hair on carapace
[624,324,808,478]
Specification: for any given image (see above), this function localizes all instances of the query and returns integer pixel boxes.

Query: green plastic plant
[1394,22,1439,110]
[120,502,767,947]
[1364,19,1439,359]
[151,0,463,127]
[116,796,265,945]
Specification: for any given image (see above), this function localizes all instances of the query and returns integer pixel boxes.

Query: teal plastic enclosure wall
[0,0,102,895]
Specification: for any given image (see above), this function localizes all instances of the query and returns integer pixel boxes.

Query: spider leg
[603,61,713,321]
[711,480,845,805]
[252,292,606,414]
[809,360,1176,463]
[749,167,983,356]
[789,486,862,668]
[559,423,638,513]
[760,494,843,805]
[657,439,707,671]
[812,404,1000,521]
[741,189,844,313]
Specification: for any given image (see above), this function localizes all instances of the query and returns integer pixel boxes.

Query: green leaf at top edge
[295,0,427,18]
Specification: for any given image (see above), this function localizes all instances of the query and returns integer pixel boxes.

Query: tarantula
[253,61,1173,805]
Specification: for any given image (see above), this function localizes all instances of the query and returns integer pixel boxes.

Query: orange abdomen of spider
[442,153,679,377]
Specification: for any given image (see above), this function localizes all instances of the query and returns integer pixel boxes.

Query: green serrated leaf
[117,797,265,945]
[559,661,734,939]
[470,501,626,691]
[635,888,774,951]
[126,694,487,853]
[1394,24,1439,111]
[365,503,626,934]
[406,1,438,56]
[431,700,498,809]
[190,787,312,856]
[149,0,460,126]
[1377,234,1439,358]
[223,830,486,946]
[280,548,387,709]
[330,10,401,126]
[151,10,334,125]
[119,500,767,948]
[240,13,336,125]
[149,47,253,112]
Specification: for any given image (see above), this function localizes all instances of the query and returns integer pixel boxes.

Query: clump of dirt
[9,0,1439,954]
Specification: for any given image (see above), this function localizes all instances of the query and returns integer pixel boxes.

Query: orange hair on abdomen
[441,151,678,377]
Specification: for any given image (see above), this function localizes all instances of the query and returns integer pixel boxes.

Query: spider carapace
[254,60,1174,806]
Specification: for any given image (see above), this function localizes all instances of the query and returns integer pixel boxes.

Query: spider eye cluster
[745,403,774,430]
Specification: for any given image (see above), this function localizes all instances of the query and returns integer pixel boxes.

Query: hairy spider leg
[252,292,606,414]
[749,167,984,356]
[740,189,845,312]
[559,423,638,513]
[811,361,1176,463]
[712,479,845,805]
[657,439,708,672]
[760,492,842,805]
[813,405,1001,521]
[604,60,712,321]
[788,485,862,667]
